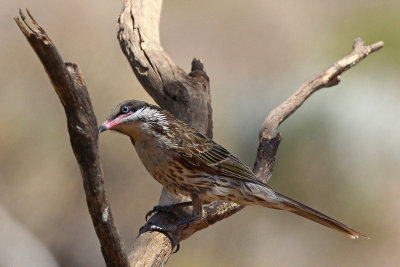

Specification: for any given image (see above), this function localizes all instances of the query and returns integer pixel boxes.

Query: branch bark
[260,38,384,140]
[254,38,383,182]
[118,1,383,265]
[15,10,129,267]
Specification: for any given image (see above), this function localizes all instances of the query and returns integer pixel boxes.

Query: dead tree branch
[118,1,383,265]
[254,38,383,182]
[260,38,384,140]
[15,10,129,267]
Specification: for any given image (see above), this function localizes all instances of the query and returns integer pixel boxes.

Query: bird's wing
[178,131,266,186]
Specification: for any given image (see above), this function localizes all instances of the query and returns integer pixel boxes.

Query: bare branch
[117,0,213,136]
[260,38,384,140]
[252,38,383,183]
[15,10,129,267]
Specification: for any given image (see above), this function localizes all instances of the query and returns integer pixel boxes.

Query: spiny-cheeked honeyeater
[99,100,367,239]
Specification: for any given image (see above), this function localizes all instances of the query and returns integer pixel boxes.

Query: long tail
[266,192,368,239]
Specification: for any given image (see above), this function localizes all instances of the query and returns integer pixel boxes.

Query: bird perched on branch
[99,99,367,239]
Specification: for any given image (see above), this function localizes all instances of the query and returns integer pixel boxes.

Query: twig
[260,38,384,140]
[15,9,129,267]
[253,38,383,182]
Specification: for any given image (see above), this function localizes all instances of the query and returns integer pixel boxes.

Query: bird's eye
[121,106,130,114]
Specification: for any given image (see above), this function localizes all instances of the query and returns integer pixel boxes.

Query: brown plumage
[99,100,367,239]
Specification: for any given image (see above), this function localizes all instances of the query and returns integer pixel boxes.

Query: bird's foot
[148,216,200,233]
[146,215,200,254]
[145,201,193,221]
[145,201,201,254]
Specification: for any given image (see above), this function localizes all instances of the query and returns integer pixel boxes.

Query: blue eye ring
[121,106,130,114]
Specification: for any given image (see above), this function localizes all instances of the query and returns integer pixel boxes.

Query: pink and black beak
[98,111,134,134]
[98,119,122,134]
[98,120,111,134]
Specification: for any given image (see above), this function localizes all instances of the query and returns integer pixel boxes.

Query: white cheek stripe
[139,107,170,131]
[119,107,146,123]
[122,106,170,131]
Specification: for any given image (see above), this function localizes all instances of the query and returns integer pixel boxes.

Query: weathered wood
[117,0,213,136]
[260,38,384,140]
[15,10,129,267]
[254,38,383,183]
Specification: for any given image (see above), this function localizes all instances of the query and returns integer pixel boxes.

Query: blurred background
[1,0,399,266]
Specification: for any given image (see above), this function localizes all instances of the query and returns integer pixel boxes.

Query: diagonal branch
[15,10,129,267]
[253,38,383,183]
[260,38,384,140]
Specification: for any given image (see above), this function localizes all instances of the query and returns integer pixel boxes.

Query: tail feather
[272,192,368,239]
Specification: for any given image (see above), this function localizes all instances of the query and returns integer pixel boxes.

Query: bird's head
[98,100,165,138]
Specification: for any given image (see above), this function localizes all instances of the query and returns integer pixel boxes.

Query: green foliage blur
[1,0,399,266]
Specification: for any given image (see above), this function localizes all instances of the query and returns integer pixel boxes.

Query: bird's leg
[145,201,193,221]
[148,195,203,232]
[190,194,203,218]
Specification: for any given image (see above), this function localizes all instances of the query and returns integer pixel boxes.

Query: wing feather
[177,129,266,186]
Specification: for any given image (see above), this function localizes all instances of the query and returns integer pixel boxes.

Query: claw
[145,208,156,221]
[172,243,180,254]
[145,202,194,221]
[147,222,181,253]
[145,215,199,254]
[145,205,177,221]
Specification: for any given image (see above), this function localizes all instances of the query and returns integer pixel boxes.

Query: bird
[99,99,367,239]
